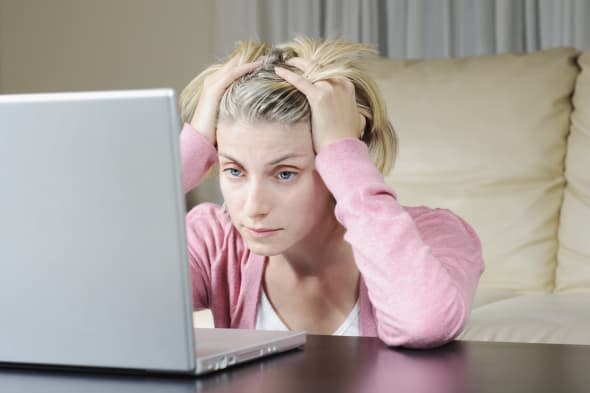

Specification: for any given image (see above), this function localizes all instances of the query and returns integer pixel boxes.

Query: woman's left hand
[274,58,365,153]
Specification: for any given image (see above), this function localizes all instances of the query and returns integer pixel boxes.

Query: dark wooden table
[1,335,589,393]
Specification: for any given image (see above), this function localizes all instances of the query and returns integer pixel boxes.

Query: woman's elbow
[376,305,467,349]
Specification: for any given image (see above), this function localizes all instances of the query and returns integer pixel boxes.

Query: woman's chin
[243,239,287,257]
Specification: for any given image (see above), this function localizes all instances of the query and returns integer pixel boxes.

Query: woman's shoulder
[186,202,231,225]
[404,204,457,220]
[403,205,481,251]
[185,203,246,254]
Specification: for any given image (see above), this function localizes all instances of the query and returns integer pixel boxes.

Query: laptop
[0,89,305,375]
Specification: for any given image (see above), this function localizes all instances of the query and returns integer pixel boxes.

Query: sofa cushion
[472,287,521,308]
[364,48,579,292]
[459,293,590,345]
[556,49,590,292]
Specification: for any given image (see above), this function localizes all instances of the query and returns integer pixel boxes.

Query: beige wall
[0,0,220,204]
[0,0,214,94]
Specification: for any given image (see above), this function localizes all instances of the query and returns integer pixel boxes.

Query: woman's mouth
[245,227,282,238]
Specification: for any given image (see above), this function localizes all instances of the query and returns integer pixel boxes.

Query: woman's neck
[269,211,355,280]
[263,211,360,331]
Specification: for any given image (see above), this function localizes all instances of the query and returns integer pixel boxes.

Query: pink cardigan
[180,123,484,348]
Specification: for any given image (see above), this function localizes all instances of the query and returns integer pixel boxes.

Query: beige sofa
[193,47,590,345]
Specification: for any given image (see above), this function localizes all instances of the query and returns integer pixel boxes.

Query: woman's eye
[224,168,243,178]
[278,171,297,181]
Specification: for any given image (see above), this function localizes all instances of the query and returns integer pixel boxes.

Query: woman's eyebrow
[266,153,306,166]
[218,152,306,167]
[218,153,242,165]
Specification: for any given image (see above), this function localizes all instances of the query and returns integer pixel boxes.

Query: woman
[179,36,484,348]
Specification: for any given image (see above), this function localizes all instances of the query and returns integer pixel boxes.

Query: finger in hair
[274,66,315,96]
[285,57,315,73]
[225,54,241,67]
[225,61,262,80]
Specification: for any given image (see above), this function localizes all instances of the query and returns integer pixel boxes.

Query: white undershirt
[255,290,360,336]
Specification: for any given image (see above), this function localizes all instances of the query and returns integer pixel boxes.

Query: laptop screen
[0,90,196,372]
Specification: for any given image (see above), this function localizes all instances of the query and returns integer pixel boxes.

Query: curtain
[214,0,590,59]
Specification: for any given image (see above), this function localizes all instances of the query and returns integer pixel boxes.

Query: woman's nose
[243,181,271,219]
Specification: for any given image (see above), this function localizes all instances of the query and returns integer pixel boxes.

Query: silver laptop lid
[0,89,195,372]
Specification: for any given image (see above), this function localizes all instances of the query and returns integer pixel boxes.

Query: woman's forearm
[316,138,484,348]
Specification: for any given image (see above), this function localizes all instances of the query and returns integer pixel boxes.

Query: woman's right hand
[189,55,263,146]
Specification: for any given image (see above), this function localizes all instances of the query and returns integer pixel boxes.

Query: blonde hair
[180,36,397,175]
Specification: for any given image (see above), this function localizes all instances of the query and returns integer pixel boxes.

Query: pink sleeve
[315,139,485,348]
[180,123,217,194]
[179,122,219,310]
[184,204,227,311]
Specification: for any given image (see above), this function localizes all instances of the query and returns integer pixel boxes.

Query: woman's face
[216,120,334,256]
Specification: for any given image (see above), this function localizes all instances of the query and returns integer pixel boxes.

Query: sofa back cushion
[364,48,579,292]
[556,50,590,292]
